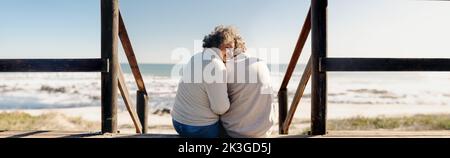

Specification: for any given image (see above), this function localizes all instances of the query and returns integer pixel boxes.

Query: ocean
[1,64,450,110]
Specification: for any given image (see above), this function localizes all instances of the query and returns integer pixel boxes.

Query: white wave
[1,72,450,110]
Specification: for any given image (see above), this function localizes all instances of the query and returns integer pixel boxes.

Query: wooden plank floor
[278,130,450,138]
[1,130,449,138]
[0,130,180,138]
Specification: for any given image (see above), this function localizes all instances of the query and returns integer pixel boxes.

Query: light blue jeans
[172,119,221,138]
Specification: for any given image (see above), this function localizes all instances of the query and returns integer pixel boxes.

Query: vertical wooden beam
[137,90,148,134]
[101,0,119,134]
[278,88,288,134]
[311,0,328,135]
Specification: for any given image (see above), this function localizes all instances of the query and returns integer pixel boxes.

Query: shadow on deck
[0,130,180,138]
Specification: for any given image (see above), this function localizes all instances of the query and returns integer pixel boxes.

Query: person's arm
[204,82,230,115]
[203,59,230,115]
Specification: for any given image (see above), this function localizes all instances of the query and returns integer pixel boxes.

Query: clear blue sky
[1,0,449,64]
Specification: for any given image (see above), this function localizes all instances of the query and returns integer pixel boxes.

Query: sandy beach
[1,71,449,136]
[2,102,449,135]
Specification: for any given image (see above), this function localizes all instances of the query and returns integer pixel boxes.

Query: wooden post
[137,91,148,134]
[101,0,119,134]
[311,0,328,135]
[278,88,288,134]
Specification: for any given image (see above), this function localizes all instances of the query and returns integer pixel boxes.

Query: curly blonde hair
[203,25,247,54]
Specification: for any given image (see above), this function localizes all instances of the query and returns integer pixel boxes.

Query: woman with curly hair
[171,25,244,138]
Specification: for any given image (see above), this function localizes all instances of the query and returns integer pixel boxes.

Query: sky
[0,0,449,64]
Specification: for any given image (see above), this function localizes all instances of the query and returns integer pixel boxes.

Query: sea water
[1,64,450,110]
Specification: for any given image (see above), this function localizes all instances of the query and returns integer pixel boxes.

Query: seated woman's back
[171,50,230,126]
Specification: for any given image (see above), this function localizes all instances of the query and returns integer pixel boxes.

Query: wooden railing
[0,0,148,134]
[4,0,449,136]
[116,11,149,134]
[278,8,311,134]
[281,1,359,136]
[280,0,450,136]
[0,59,107,72]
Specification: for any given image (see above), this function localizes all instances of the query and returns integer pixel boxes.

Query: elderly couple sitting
[171,25,275,138]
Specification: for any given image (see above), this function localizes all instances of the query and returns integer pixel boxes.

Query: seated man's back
[221,53,275,138]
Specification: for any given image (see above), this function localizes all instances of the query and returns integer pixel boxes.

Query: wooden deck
[1,130,449,138]
[278,130,450,138]
[0,130,180,138]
